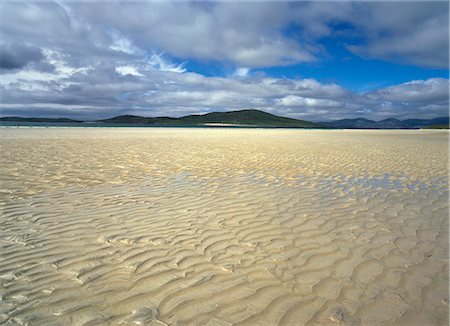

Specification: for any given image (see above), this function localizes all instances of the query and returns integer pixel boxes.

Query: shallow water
[0,128,448,325]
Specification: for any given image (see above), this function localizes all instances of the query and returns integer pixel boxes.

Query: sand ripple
[0,128,448,325]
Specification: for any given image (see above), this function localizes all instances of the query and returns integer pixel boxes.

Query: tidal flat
[0,128,448,325]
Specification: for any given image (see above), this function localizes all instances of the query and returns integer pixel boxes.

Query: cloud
[366,78,449,103]
[0,1,447,121]
[115,66,144,77]
[2,1,313,68]
[146,53,186,73]
[276,95,341,108]
[0,43,43,70]
[109,31,144,56]
[233,68,250,78]
[1,58,447,121]
[345,2,449,68]
[1,1,447,69]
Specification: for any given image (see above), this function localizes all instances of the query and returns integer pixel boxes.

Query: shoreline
[1,123,448,130]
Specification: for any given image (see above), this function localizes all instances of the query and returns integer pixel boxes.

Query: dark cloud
[63,84,82,93]
[0,43,43,70]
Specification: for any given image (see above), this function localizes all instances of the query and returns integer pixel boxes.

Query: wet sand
[0,128,448,325]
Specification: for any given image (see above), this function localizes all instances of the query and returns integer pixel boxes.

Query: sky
[0,1,449,122]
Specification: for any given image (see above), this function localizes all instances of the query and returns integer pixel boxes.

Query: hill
[320,118,408,129]
[403,117,449,129]
[421,124,449,129]
[99,110,323,128]
[3,112,447,129]
[0,117,82,123]
[321,117,449,129]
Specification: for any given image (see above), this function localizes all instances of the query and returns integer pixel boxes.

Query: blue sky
[257,43,449,92]
[0,1,448,121]
[186,21,449,92]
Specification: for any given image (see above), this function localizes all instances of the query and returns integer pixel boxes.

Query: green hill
[97,115,176,124]
[421,124,449,129]
[99,109,323,128]
[0,117,82,123]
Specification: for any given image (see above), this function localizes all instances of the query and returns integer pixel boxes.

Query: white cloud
[115,65,144,77]
[276,95,341,108]
[366,78,449,104]
[0,49,91,90]
[109,31,143,56]
[42,49,90,76]
[146,53,186,73]
[233,67,250,78]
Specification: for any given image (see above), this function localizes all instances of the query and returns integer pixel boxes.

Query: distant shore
[2,109,448,129]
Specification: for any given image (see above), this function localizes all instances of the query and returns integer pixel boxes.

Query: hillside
[421,124,449,129]
[321,116,449,129]
[0,117,82,123]
[99,110,323,128]
[3,112,448,129]
[403,117,449,128]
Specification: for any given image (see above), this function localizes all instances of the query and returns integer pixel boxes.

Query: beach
[0,127,448,325]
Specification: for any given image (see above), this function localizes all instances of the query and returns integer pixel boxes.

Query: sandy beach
[0,128,448,325]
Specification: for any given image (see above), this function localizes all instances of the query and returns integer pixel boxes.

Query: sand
[0,127,448,325]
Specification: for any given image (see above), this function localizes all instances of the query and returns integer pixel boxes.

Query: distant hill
[97,115,178,125]
[321,116,449,129]
[421,123,449,129]
[0,117,82,123]
[319,118,407,129]
[2,112,448,129]
[403,117,449,129]
[427,117,450,126]
[320,118,380,129]
[99,109,323,128]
